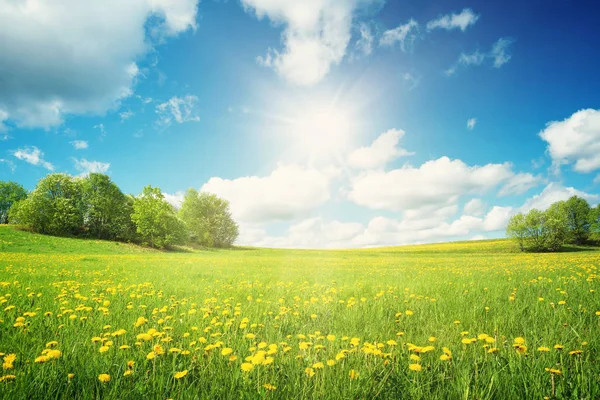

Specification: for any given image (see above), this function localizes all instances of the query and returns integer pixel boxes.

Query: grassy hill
[1,224,599,399]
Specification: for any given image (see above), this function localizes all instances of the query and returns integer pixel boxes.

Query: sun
[288,104,354,157]
[260,94,365,166]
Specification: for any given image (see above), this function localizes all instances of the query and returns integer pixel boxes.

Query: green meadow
[1,225,599,399]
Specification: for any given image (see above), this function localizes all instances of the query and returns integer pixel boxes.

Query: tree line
[0,174,239,249]
[506,196,600,252]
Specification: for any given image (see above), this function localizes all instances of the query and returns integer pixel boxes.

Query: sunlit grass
[0,225,599,399]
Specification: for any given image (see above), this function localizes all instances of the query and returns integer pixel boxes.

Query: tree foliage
[10,173,84,235]
[179,189,238,247]
[564,195,591,244]
[506,195,595,252]
[131,186,186,248]
[590,204,600,240]
[0,181,28,224]
[6,173,238,249]
[81,173,135,240]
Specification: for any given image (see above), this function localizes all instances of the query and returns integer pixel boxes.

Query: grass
[0,225,599,399]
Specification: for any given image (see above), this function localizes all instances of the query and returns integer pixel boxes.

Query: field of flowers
[1,225,599,399]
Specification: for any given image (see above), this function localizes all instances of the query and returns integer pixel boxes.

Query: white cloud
[120,110,134,121]
[0,159,16,172]
[73,158,110,176]
[348,156,514,212]
[491,38,514,68]
[243,0,378,86]
[463,198,486,217]
[498,172,543,196]
[355,22,374,56]
[447,38,513,75]
[594,174,600,185]
[459,51,486,66]
[156,95,200,126]
[245,204,510,249]
[403,73,420,90]
[467,118,476,130]
[94,124,106,137]
[539,109,600,173]
[482,206,513,231]
[163,191,185,209]
[470,234,487,241]
[427,8,479,32]
[520,182,599,213]
[12,146,54,170]
[0,109,8,131]
[70,140,88,150]
[201,164,333,224]
[0,0,199,129]
[352,206,510,247]
[380,19,419,51]
[347,129,413,170]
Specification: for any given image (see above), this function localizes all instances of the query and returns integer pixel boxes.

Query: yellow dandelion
[221,348,233,356]
[349,369,359,380]
[241,363,254,372]
[174,370,188,379]
[513,337,525,345]
[98,374,111,383]
[408,363,422,372]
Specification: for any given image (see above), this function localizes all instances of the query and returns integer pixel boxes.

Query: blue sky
[1,0,599,247]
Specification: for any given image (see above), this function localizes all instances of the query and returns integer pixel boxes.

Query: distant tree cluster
[0,174,238,249]
[506,196,600,252]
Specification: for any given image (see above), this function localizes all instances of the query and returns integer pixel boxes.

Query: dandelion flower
[174,370,188,379]
[221,348,233,356]
[537,347,550,352]
[545,368,561,375]
[408,364,422,372]
[98,374,110,383]
[241,363,254,372]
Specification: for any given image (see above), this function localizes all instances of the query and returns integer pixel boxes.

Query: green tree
[179,189,239,247]
[522,209,546,251]
[131,186,187,248]
[10,173,84,235]
[590,204,600,241]
[564,195,591,244]
[81,173,133,240]
[506,213,527,251]
[507,206,568,252]
[0,181,28,224]
[543,202,569,251]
